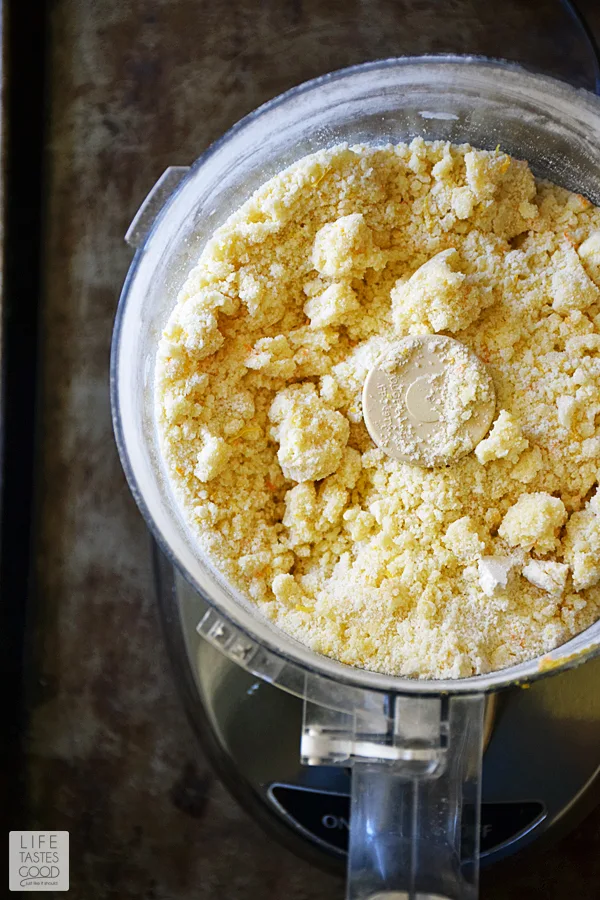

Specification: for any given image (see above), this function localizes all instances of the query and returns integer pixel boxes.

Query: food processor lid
[111,57,600,707]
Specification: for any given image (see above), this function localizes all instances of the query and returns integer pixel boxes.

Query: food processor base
[156,552,600,873]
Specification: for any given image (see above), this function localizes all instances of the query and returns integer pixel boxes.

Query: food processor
[111,56,600,900]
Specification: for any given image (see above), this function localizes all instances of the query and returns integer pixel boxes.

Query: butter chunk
[177,284,239,316]
[556,395,578,429]
[334,447,362,490]
[304,282,360,329]
[282,483,319,545]
[444,516,486,563]
[450,186,476,220]
[311,213,384,279]
[245,334,296,378]
[499,492,566,553]
[194,429,232,482]
[475,410,528,465]
[565,333,600,355]
[522,559,569,597]
[269,383,349,482]
[563,502,600,590]
[465,150,511,201]
[464,150,538,239]
[272,573,305,606]
[392,249,488,335]
[578,231,600,286]
[319,482,347,525]
[511,446,543,484]
[344,507,376,541]
[175,301,224,359]
[319,374,346,408]
[477,555,516,596]
[550,244,600,314]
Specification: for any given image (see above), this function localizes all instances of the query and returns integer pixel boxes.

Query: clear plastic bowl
[111,56,600,703]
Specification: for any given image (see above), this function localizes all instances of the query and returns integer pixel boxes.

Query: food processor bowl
[111,57,600,900]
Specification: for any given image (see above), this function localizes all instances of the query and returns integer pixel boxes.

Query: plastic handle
[125,166,190,248]
[346,694,484,900]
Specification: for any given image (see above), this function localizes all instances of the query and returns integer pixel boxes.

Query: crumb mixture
[156,139,600,679]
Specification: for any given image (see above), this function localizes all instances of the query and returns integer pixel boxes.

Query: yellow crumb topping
[268,383,349,482]
[475,409,528,465]
[562,490,600,590]
[578,231,600,286]
[443,516,486,563]
[522,559,569,597]
[391,248,492,335]
[156,139,600,679]
[498,492,567,553]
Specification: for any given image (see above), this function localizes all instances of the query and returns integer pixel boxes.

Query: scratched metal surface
[26,0,600,897]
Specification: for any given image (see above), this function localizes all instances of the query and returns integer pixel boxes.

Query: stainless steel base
[156,552,600,873]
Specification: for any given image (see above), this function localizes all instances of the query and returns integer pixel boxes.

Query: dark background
[3,0,600,897]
